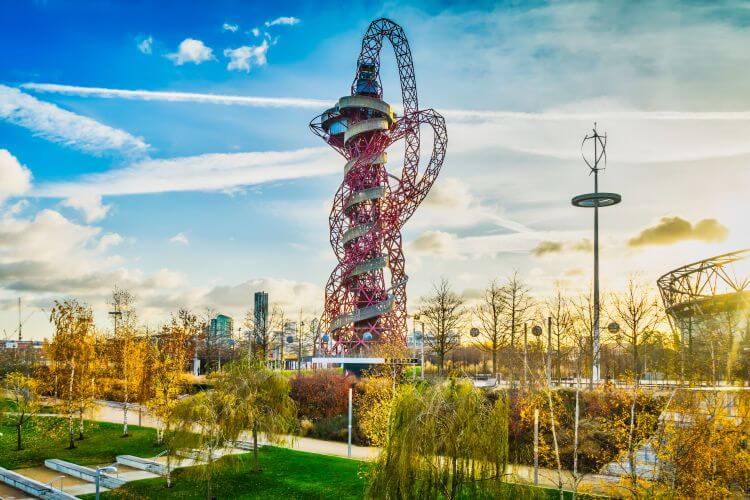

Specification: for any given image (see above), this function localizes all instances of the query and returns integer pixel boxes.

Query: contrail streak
[22,82,750,121]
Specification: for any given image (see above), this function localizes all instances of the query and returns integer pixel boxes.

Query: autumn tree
[2,372,41,450]
[545,285,574,382]
[48,299,96,449]
[149,309,197,445]
[420,278,467,375]
[168,390,232,499]
[474,279,510,377]
[657,390,750,497]
[109,288,145,437]
[367,379,510,499]
[216,356,297,472]
[570,291,596,386]
[609,277,663,380]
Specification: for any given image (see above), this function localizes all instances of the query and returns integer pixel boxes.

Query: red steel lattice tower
[310,18,447,355]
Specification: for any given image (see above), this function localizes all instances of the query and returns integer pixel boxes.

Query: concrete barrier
[116,455,167,475]
[0,467,78,499]
[44,459,126,489]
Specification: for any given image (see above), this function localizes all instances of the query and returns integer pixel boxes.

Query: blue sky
[1,0,748,339]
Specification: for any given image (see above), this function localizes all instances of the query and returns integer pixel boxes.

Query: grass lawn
[0,417,161,469]
[83,446,367,500]
[83,446,597,500]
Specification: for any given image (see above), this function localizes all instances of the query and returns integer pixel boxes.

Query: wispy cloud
[265,16,300,27]
[169,232,189,245]
[22,83,330,109]
[0,85,148,156]
[20,85,750,164]
[136,36,153,54]
[166,38,215,65]
[224,40,269,73]
[24,83,750,120]
[35,147,339,198]
[222,23,239,33]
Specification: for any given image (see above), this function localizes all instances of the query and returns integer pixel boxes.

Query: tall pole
[421,320,425,379]
[547,316,552,384]
[593,147,601,385]
[523,323,528,388]
[533,408,539,485]
[573,124,620,385]
[347,387,353,458]
[17,297,21,342]
[412,316,417,380]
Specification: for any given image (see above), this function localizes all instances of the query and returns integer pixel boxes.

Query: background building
[658,249,750,381]
[209,314,234,345]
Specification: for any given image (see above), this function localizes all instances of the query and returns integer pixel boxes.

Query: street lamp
[298,320,305,374]
[95,465,117,500]
[572,124,621,384]
[414,314,425,379]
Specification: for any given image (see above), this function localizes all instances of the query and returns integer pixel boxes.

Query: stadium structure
[310,18,447,356]
[657,249,750,380]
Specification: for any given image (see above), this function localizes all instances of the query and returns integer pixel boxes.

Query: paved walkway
[28,400,628,497]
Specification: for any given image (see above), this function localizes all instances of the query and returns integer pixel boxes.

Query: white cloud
[137,36,153,54]
[224,40,269,72]
[200,277,320,315]
[35,147,339,198]
[96,232,123,252]
[21,83,750,163]
[222,23,239,32]
[414,177,531,233]
[169,232,189,245]
[0,149,32,204]
[22,83,330,109]
[62,194,111,222]
[264,16,300,27]
[251,27,260,37]
[166,38,215,65]
[0,85,149,156]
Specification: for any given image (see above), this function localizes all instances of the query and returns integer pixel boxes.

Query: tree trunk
[252,424,260,472]
[78,407,85,440]
[123,383,130,437]
[166,451,172,488]
[123,403,129,437]
[16,424,22,451]
[68,360,76,449]
[206,453,213,500]
[68,410,76,449]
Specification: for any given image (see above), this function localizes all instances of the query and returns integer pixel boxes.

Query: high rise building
[209,314,234,344]
[254,291,269,340]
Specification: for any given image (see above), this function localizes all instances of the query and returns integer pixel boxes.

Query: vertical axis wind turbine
[572,124,621,383]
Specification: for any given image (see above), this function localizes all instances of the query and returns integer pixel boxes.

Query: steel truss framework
[658,249,750,319]
[310,18,447,355]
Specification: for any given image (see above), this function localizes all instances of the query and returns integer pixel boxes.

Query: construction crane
[13,297,43,342]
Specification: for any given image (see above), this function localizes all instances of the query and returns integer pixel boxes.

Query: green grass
[83,446,598,500]
[0,417,161,469]
[84,446,367,500]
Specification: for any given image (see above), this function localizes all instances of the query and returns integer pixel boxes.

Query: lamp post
[572,124,621,385]
[414,314,425,379]
[95,465,117,500]
[298,320,305,374]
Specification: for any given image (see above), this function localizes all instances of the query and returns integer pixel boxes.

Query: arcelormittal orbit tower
[310,18,447,355]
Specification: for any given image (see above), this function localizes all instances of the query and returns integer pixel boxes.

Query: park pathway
[66,400,625,497]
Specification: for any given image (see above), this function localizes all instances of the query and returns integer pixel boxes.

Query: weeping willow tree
[367,379,513,499]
